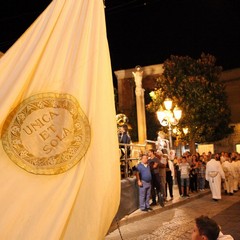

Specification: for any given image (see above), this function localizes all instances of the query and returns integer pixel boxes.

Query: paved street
[105,188,240,240]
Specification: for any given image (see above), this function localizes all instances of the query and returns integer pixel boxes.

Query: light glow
[163,98,173,110]
[173,106,182,120]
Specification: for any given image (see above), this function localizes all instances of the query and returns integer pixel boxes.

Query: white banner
[0,0,120,239]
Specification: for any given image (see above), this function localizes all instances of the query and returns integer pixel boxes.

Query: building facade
[115,65,240,153]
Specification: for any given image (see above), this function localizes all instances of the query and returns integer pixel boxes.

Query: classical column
[132,66,147,143]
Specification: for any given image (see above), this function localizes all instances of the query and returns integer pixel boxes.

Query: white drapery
[0,0,120,239]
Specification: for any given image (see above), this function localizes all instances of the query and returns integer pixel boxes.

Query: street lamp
[183,127,189,135]
[157,98,182,149]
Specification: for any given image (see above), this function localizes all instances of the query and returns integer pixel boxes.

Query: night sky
[1,0,240,72]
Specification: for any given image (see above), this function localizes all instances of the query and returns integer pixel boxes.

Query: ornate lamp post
[157,98,182,149]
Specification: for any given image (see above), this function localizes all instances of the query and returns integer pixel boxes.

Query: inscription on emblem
[2,93,91,175]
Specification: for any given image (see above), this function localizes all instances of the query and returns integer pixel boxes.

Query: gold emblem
[1,93,91,175]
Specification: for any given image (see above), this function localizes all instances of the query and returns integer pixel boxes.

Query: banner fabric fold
[0,0,120,239]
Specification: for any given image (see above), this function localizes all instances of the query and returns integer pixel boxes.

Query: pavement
[108,185,211,233]
[106,185,240,240]
[211,199,240,240]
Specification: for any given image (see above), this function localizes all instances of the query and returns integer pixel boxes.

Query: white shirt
[218,231,234,240]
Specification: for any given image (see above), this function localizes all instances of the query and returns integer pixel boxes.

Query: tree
[147,53,233,153]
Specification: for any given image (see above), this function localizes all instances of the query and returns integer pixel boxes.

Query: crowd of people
[175,150,240,201]
[134,149,240,211]
[116,124,240,206]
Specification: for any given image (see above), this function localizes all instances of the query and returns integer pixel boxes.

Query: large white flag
[0,0,120,239]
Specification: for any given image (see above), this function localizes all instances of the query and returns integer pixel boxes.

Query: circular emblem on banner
[1,93,91,175]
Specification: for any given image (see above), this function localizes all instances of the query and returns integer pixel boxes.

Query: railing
[119,142,146,179]
[119,138,170,179]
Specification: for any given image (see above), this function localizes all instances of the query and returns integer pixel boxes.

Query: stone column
[132,66,147,143]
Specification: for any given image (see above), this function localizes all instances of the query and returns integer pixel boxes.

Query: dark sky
[105,0,240,71]
[0,1,51,51]
[1,0,240,72]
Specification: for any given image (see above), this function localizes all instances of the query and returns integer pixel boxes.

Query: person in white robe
[222,158,236,195]
[231,157,239,192]
[237,158,240,189]
[191,215,234,240]
[205,156,225,201]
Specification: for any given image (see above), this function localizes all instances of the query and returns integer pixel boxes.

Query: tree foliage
[147,53,233,144]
